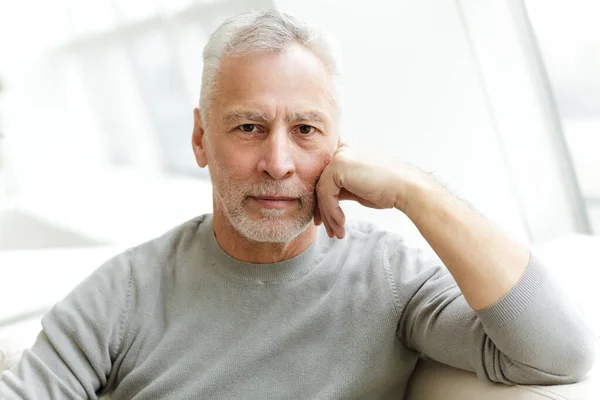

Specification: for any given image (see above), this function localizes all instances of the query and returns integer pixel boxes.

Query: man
[0,10,596,400]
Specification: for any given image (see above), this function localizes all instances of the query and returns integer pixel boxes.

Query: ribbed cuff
[475,254,547,328]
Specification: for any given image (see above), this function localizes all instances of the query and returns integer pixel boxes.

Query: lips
[249,196,299,209]
[254,196,296,201]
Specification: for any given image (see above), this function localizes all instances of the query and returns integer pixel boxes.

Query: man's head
[192,10,343,243]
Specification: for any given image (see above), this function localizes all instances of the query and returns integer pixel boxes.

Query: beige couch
[405,356,599,400]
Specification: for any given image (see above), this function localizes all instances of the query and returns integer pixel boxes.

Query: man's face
[196,44,339,243]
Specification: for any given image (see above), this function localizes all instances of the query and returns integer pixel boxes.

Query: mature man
[0,10,596,400]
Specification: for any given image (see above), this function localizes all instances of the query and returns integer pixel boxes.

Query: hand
[314,144,425,239]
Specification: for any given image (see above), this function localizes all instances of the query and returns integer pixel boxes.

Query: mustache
[243,180,316,198]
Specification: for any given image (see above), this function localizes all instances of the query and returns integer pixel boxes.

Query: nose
[257,128,295,180]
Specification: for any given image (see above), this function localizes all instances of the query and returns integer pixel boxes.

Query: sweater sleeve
[386,239,597,385]
[0,249,133,400]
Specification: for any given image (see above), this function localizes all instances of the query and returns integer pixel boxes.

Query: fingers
[316,168,346,239]
[313,202,322,226]
[319,203,337,238]
[331,205,346,238]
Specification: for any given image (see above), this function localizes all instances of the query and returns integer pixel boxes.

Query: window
[17,0,275,178]
[525,0,600,234]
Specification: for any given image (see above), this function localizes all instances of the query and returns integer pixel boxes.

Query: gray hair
[199,10,343,124]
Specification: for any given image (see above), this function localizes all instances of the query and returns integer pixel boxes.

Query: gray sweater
[0,214,596,399]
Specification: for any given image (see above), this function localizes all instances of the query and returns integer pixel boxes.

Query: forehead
[213,44,336,120]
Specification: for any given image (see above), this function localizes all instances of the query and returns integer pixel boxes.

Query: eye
[238,124,259,133]
[297,125,316,135]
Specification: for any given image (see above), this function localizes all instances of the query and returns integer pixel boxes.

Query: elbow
[560,332,597,383]
[541,328,597,384]
[505,329,597,385]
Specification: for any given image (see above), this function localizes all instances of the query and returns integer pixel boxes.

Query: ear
[192,108,208,168]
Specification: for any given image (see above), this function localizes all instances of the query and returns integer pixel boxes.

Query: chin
[232,213,312,243]
[258,208,288,218]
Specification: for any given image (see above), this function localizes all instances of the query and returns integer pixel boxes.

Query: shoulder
[73,215,210,299]
[343,219,407,250]
[131,215,208,259]
[124,214,209,281]
[343,219,441,272]
[323,219,410,268]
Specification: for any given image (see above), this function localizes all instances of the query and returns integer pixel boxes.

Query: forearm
[399,175,530,311]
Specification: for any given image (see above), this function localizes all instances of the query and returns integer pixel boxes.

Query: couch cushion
[405,357,599,400]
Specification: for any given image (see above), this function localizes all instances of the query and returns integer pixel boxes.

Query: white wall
[276,0,530,246]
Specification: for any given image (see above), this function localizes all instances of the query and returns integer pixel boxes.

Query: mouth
[249,196,299,209]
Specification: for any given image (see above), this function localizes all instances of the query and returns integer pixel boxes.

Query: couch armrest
[405,357,599,400]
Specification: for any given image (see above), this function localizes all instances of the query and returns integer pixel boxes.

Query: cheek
[211,143,257,180]
[296,147,334,185]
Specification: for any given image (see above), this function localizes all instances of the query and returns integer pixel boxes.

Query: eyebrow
[285,110,328,125]
[222,109,328,125]
[223,110,272,125]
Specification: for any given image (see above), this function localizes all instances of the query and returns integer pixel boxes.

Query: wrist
[395,167,440,219]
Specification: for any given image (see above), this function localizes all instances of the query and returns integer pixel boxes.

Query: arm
[396,166,596,384]
[0,250,133,399]
[315,144,597,384]
[400,175,530,311]
[388,239,596,384]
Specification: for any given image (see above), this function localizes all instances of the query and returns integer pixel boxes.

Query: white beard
[209,162,316,243]
[225,201,312,243]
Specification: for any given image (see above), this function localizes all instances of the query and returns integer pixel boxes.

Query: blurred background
[0,0,599,367]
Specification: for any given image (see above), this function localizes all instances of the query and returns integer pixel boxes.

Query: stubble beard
[210,167,316,243]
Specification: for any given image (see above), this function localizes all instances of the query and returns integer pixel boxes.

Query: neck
[211,207,318,264]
